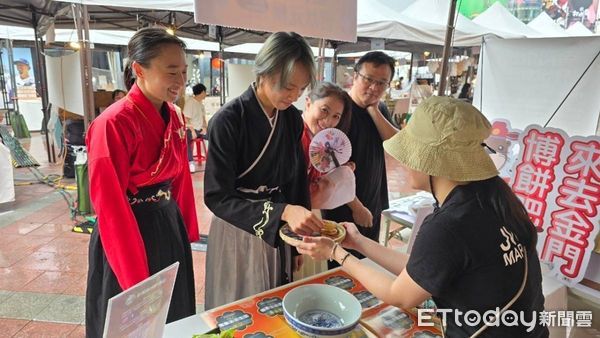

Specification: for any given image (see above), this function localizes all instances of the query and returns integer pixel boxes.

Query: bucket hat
[383,96,498,181]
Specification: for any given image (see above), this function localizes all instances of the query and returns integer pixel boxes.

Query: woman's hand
[296,236,336,261]
[187,127,197,139]
[340,222,364,251]
[349,200,373,227]
[293,255,304,272]
[310,176,332,195]
[343,161,356,171]
[282,205,322,236]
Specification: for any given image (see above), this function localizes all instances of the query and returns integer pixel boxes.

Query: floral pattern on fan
[309,128,352,173]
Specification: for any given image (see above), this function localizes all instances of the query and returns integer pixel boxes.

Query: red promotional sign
[488,120,600,286]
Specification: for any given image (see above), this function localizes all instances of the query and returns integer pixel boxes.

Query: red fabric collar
[127,83,167,129]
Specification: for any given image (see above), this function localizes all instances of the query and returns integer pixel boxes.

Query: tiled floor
[0,132,414,337]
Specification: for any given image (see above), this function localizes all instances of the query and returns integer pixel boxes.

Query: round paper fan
[309,128,352,173]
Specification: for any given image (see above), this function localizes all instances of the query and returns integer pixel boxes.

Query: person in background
[301,82,352,204]
[395,76,404,90]
[14,58,34,87]
[301,81,371,227]
[296,81,359,278]
[85,28,198,337]
[203,31,321,309]
[321,51,398,268]
[459,83,473,102]
[183,83,208,173]
[111,89,126,103]
[296,97,549,338]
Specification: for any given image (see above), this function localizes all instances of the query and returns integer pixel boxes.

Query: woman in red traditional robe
[85,28,198,337]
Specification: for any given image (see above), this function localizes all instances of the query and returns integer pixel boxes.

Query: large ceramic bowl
[282,284,362,337]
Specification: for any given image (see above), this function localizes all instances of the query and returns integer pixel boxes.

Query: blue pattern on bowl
[284,312,355,335]
[282,284,361,336]
[299,310,342,328]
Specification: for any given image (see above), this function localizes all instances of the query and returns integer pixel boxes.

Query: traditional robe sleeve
[282,122,310,257]
[281,119,310,209]
[87,118,149,290]
[171,149,200,243]
[204,108,286,247]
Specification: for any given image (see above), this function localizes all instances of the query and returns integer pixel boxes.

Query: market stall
[163,264,444,337]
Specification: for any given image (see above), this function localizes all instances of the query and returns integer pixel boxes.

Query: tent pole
[438,0,458,96]
[209,53,213,97]
[75,4,96,130]
[408,53,414,82]
[5,39,20,114]
[32,10,54,163]
[218,26,225,106]
[317,38,325,81]
[595,110,600,136]
[331,43,338,83]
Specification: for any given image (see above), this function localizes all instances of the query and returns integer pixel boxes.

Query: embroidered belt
[128,189,171,205]
[128,181,172,205]
[237,185,280,195]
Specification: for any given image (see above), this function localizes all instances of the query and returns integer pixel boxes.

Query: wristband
[340,252,351,266]
[329,243,339,262]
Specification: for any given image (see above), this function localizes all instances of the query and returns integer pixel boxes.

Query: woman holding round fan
[301,82,369,222]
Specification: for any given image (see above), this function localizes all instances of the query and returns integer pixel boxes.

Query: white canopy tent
[473,2,543,38]
[55,0,193,12]
[400,0,525,43]
[0,25,219,51]
[402,0,488,34]
[527,12,569,37]
[567,22,594,37]
[356,0,526,48]
[224,43,335,58]
[474,36,600,136]
[52,29,219,50]
[337,50,412,59]
[0,25,35,40]
[356,0,483,47]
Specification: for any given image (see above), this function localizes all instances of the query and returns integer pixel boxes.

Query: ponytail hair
[124,61,135,91]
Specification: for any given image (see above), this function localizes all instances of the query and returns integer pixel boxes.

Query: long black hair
[123,27,187,90]
[472,176,538,250]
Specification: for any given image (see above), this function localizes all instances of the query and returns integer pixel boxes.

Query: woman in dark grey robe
[203,32,322,310]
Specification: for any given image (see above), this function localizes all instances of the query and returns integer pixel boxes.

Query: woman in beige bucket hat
[297,96,549,337]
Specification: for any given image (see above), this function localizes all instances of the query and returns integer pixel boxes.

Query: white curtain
[107,51,124,91]
[0,142,15,204]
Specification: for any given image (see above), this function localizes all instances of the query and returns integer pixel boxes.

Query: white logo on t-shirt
[500,226,525,266]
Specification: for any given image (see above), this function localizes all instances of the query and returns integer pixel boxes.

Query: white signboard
[103,262,179,338]
[193,0,357,42]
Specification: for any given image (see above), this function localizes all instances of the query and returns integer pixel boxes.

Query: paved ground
[0,132,414,337]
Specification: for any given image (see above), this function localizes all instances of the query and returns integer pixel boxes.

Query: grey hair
[253,32,316,89]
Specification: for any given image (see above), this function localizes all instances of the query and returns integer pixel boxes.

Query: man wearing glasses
[323,51,398,267]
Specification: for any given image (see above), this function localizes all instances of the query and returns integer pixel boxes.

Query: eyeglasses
[356,72,390,89]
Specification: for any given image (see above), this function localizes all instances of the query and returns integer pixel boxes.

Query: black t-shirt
[322,100,390,241]
[407,183,549,338]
